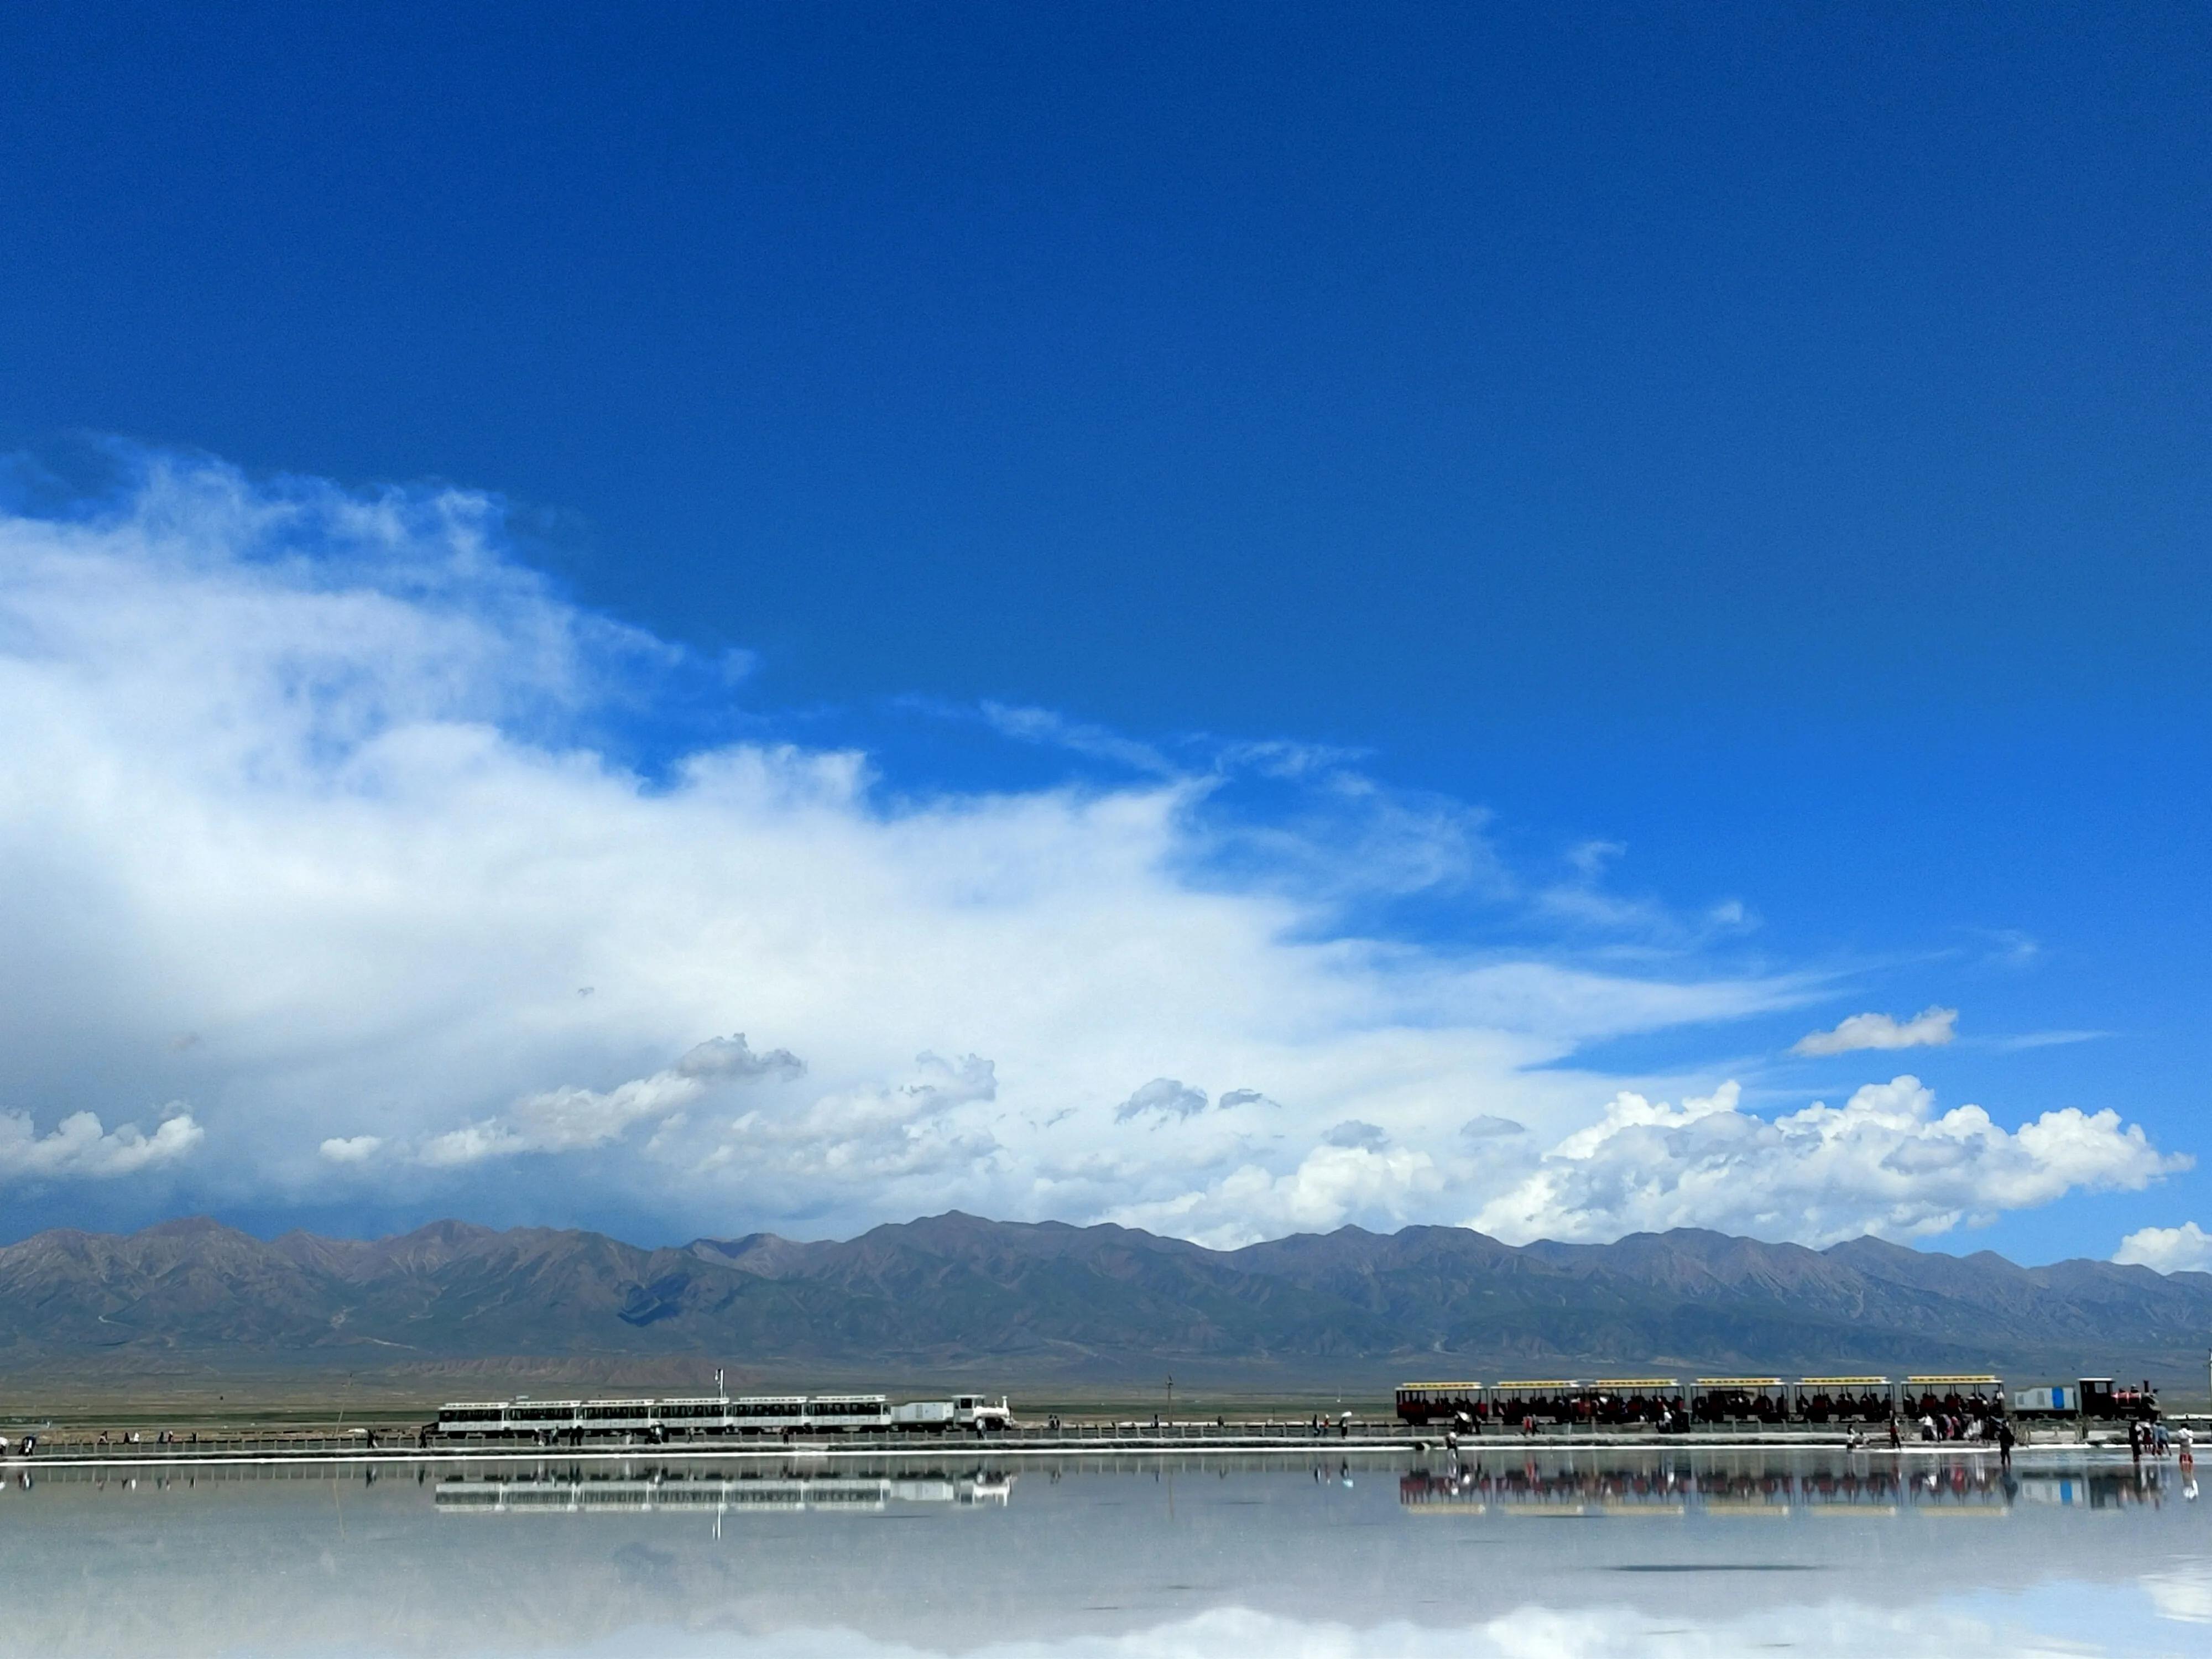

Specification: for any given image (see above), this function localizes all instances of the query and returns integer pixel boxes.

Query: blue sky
[0,3,2205,1263]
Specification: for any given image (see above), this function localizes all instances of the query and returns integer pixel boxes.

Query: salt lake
[0,1448,2204,1657]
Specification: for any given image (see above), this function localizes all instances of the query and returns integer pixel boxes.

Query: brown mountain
[0,1212,2205,1387]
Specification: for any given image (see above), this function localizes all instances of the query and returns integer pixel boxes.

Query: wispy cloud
[978,701,1177,776]
[1981,1029,2106,1052]
[1534,841,1757,950]
[1976,928,2042,968]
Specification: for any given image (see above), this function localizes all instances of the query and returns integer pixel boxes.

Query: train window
[653,1401,721,1419]
[735,1399,804,1417]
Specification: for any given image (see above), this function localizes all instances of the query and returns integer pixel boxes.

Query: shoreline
[0,1432,2176,1471]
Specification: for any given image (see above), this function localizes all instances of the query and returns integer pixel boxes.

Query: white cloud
[1472,1075,2184,1246]
[702,1052,1001,1207]
[411,1034,799,1165]
[1460,1114,1525,1140]
[979,701,1175,775]
[0,1109,202,1178]
[1986,1029,2106,1052]
[1793,1005,1958,1057]
[4,451,2119,1248]
[1109,1141,1443,1248]
[2114,1220,2212,1274]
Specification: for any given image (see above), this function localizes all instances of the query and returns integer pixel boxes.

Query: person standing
[1997,1418,2015,1469]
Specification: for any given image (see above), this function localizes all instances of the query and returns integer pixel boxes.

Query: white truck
[891,1394,1014,1433]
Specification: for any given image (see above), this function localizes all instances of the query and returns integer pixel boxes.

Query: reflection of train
[1402,1458,2183,1516]
[435,1467,1015,1513]
[434,1393,1013,1442]
[1395,1375,2012,1428]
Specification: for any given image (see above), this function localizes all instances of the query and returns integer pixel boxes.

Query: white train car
[806,1395,893,1432]
[504,1400,585,1437]
[652,1397,730,1436]
[578,1399,655,1435]
[726,1395,808,1434]
[435,1390,958,1441]
[436,1402,510,1438]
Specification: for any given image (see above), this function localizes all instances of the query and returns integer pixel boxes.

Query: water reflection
[1400,1456,2190,1513]
[0,1449,2200,1656]
[435,1463,1015,1512]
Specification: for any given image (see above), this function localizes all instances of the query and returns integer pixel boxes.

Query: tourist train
[1394,1374,2159,1428]
[434,1392,1014,1441]
[435,1468,1015,1511]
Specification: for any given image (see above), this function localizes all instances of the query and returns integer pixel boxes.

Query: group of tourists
[1914,1410,1991,1442]
[2128,1417,2193,1467]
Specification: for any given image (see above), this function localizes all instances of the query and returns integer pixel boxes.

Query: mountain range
[3,1212,2208,1390]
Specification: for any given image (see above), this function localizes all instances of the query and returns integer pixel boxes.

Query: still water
[0,1449,2204,1656]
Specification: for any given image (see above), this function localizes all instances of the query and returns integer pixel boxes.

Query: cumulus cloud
[1110,1140,1443,1247]
[0,1109,202,1178]
[1460,1114,1525,1140]
[1472,1076,2184,1246]
[1115,1079,1210,1123]
[703,1052,1002,1211]
[2114,1221,2212,1274]
[1793,1006,1958,1057]
[0,450,2081,1246]
[413,1034,799,1166]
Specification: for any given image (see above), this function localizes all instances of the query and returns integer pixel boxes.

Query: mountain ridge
[1,1212,2205,1386]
